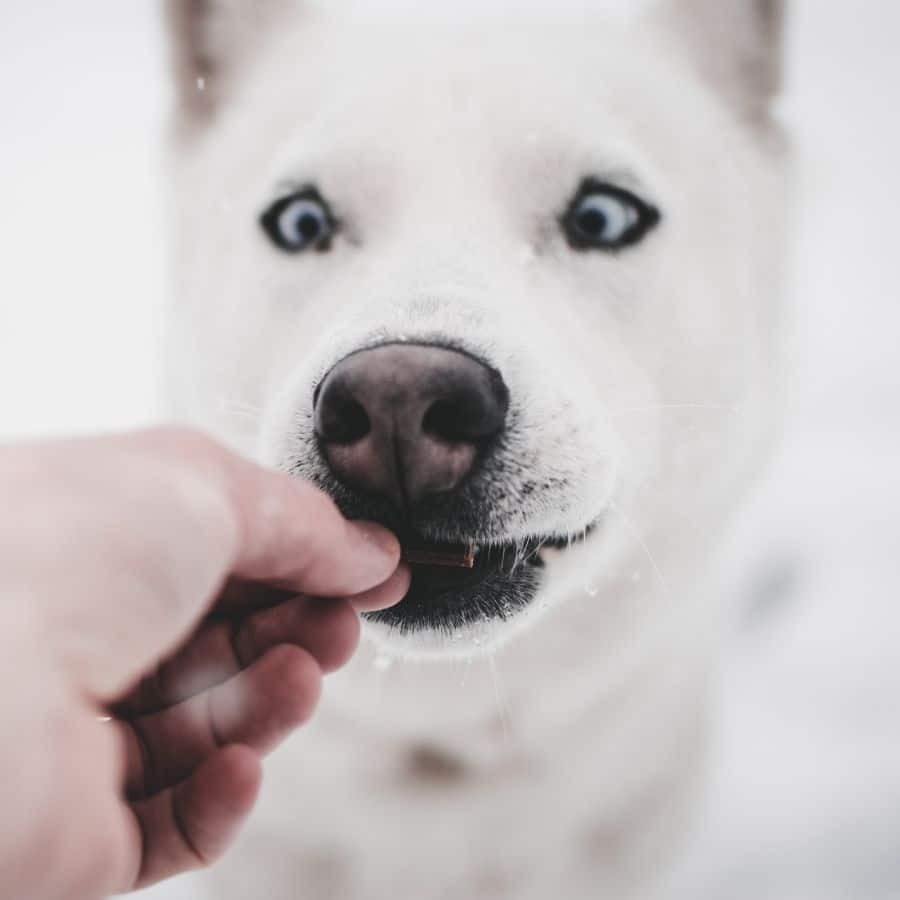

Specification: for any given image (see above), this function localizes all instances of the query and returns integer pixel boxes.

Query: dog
[162,0,788,896]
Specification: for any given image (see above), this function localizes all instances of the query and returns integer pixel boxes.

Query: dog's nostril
[423,394,492,443]
[314,343,509,509]
[318,395,370,444]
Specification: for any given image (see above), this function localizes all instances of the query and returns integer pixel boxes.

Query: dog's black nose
[314,344,509,510]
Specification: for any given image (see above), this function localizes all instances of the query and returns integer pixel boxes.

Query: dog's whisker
[459,654,476,689]
[607,501,669,599]
[487,653,513,743]
[220,398,264,412]
[217,399,265,421]
[513,539,526,573]
[608,403,740,416]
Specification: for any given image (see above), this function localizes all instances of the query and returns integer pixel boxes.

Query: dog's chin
[366,540,546,633]
[363,531,594,653]
[298,468,604,651]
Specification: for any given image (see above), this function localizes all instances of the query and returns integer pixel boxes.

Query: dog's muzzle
[311,341,539,633]
[314,342,509,511]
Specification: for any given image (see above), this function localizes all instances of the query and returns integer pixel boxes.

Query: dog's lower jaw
[364,554,544,639]
[360,521,609,657]
[361,592,540,660]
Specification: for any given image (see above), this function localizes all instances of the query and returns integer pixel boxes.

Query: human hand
[0,428,409,899]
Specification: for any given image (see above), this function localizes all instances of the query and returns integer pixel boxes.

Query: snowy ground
[1,2,898,898]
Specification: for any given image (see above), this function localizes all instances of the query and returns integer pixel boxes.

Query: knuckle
[267,645,322,724]
[116,461,239,619]
[308,600,361,672]
[234,612,267,666]
[286,477,342,528]
[158,466,239,566]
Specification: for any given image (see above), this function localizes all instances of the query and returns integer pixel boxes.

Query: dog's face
[166,0,786,656]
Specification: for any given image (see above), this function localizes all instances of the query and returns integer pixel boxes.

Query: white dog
[163,0,787,896]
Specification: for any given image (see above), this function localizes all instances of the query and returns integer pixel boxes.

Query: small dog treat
[403,543,477,569]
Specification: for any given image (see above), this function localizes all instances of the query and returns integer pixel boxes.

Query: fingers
[115,565,411,718]
[121,645,321,798]
[350,562,412,612]
[36,426,402,698]
[117,597,360,716]
[134,426,402,598]
[126,745,262,890]
[230,597,361,676]
[159,428,403,598]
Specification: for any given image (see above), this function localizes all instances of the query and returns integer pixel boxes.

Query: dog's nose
[314,344,509,510]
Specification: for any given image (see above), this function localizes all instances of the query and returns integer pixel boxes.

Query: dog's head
[165,0,787,656]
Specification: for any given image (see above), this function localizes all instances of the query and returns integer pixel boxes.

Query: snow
[0,2,898,898]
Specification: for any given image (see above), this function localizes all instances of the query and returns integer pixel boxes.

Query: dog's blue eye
[260,189,337,253]
[561,181,660,251]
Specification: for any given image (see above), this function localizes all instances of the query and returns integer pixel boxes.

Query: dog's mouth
[365,531,588,634]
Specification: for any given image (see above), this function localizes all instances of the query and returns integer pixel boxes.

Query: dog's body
[164,1,787,896]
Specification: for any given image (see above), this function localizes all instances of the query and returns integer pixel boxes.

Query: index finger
[228,466,399,597]
[24,428,403,701]
[167,429,402,598]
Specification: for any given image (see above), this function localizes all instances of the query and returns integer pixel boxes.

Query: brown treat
[403,544,477,569]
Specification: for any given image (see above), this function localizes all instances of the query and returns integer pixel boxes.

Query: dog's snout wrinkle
[315,344,508,510]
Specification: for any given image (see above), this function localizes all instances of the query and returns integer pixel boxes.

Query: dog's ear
[654,0,785,121]
[165,0,293,123]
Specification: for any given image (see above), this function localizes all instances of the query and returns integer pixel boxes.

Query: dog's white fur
[164,1,787,896]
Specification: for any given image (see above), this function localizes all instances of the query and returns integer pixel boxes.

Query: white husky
[163,0,787,896]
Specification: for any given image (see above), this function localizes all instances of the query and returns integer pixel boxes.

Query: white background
[1,2,898,898]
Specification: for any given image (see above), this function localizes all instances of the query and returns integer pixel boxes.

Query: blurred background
[0,2,898,898]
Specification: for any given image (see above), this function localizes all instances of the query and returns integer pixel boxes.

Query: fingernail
[348,520,401,561]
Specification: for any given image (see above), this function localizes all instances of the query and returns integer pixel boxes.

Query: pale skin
[0,428,410,900]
